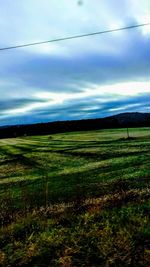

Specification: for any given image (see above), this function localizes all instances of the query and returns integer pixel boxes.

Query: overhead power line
[0,22,150,52]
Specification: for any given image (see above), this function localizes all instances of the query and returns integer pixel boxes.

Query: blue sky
[0,0,150,126]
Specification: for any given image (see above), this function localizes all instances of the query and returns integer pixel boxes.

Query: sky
[0,0,150,126]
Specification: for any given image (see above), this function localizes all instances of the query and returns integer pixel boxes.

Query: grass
[0,127,150,266]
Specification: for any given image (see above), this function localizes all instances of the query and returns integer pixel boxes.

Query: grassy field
[0,127,150,266]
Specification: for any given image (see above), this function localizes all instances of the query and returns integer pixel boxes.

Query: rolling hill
[0,112,150,138]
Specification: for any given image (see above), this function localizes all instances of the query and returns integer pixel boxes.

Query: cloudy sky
[0,0,150,126]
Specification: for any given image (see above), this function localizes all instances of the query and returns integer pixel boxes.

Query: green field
[0,128,150,266]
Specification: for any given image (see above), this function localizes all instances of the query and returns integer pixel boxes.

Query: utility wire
[0,22,150,52]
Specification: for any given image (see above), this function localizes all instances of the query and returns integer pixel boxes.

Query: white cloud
[0,0,150,125]
[2,80,149,117]
[1,0,149,56]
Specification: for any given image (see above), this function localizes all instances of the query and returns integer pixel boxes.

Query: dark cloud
[0,98,47,113]
[2,29,150,96]
[1,92,149,126]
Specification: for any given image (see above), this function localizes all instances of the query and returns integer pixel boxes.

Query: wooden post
[127,127,129,139]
